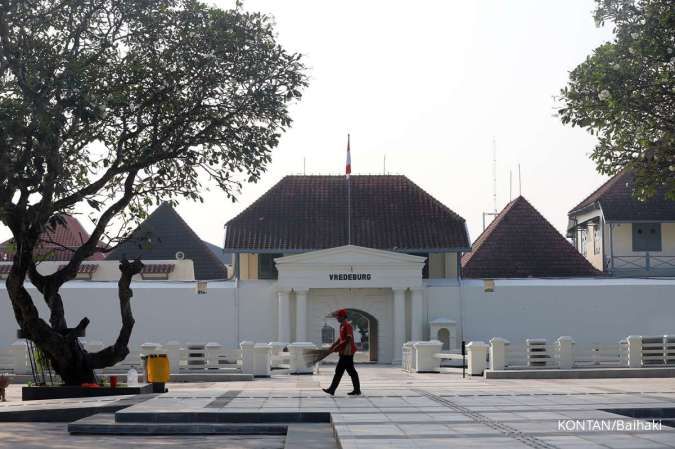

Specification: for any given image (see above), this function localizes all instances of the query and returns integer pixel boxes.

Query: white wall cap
[429,318,456,325]
[287,342,316,347]
[557,336,575,343]
[466,341,488,348]
[413,340,443,347]
[254,343,272,349]
[489,337,510,344]
[240,341,255,348]
[205,342,223,348]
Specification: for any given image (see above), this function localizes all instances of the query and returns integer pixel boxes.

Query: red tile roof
[141,263,175,274]
[462,196,600,278]
[0,214,104,262]
[569,170,675,222]
[224,175,470,252]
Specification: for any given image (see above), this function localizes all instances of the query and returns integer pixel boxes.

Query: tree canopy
[558,0,674,200]
[0,0,306,384]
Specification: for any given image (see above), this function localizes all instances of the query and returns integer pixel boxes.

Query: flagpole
[347,134,352,245]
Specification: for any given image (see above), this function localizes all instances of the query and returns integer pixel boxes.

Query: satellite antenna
[482,137,499,230]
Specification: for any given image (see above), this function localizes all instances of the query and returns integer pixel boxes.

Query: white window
[580,228,588,255]
[593,226,601,255]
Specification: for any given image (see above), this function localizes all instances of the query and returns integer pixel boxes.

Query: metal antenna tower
[482,137,499,230]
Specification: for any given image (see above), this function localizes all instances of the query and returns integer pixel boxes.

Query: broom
[300,348,332,368]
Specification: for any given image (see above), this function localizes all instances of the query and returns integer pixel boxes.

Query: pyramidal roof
[462,196,600,279]
[224,175,470,252]
[0,214,104,261]
[105,203,228,280]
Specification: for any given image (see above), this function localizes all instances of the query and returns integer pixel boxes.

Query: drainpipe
[234,253,240,345]
[609,224,615,274]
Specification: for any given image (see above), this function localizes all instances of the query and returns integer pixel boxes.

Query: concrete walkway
[2,365,675,448]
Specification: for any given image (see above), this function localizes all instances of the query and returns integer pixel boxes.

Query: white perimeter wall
[1,278,674,350]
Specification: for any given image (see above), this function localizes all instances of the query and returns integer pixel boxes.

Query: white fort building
[1,174,674,365]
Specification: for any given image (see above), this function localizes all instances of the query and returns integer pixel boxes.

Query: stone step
[68,413,288,435]
[115,410,331,424]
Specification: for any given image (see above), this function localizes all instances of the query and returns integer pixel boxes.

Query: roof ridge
[568,170,628,214]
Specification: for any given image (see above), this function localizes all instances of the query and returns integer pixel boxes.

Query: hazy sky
[0,0,615,247]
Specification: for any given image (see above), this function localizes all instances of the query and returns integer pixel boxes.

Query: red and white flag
[345,134,351,176]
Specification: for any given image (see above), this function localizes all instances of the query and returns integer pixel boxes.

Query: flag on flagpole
[346,134,351,176]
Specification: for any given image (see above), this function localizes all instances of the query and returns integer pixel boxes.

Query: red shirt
[337,320,358,355]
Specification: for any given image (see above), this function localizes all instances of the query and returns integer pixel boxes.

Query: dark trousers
[327,355,360,393]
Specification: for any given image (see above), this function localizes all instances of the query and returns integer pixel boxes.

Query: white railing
[0,347,14,372]
[573,342,627,368]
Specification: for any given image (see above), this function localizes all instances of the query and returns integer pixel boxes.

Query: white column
[411,288,424,342]
[557,336,575,370]
[295,289,308,342]
[278,290,291,343]
[489,337,509,371]
[392,288,406,364]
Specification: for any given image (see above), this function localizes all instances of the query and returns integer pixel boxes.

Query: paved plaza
[1,366,675,448]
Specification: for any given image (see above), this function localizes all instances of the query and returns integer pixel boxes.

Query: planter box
[22,383,153,401]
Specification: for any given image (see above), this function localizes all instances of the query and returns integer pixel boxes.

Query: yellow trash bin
[146,354,170,383]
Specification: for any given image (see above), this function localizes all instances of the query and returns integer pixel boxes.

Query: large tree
[558,0,674,200]
[0,0,306,385]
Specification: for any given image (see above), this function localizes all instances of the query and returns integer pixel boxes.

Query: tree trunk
[7,259,144,386]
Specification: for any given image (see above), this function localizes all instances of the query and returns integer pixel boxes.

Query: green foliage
[558,0,674,200]
[0,0,307,240]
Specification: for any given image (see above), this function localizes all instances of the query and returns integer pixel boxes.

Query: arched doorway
[437,328,450,351]
[327,308,378,362]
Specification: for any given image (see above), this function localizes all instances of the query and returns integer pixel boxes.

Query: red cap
[334,309,348,319]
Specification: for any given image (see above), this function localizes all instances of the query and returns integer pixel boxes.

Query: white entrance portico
[274,245,426,364]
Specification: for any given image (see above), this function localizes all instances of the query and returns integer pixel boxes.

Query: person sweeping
[322,309,361,396]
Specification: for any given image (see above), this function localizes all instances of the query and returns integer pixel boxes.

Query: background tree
[0,0,306,385]
[558,0,674,199]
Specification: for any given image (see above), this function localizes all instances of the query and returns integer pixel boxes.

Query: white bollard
[164,341,182,373]
[240,341,255,375]
[414,341,443,373]
[489,337,509,371]
[626,335,642,368]
[466,341,489,376]
[10,340,28,375]
[253,343,273,377]
[140,342,162,356]
[287,342,316,374]
[205,342,223,370]
[402,341,415,372]
[557,336,575,370]
[268,342,286,368]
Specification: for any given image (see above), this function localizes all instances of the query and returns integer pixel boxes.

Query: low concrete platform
[486,367,675,379]
[68,413,288,435]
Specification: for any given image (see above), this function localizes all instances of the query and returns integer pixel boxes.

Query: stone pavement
[3,365,675,448]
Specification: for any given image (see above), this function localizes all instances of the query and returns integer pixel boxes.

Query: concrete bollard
[268,342,287,368]
[140,342,162,356]
[626,335,642,368]
[413,341,443,373]
[288,342,316,374]
[205,342,223,370]
[252,343,273,377]
[164,341,182,373]
[10,340,28,375]
[240,341,255,375]
[489,337,509,371]
[402,341,415,372]
[466,341,488,376]
[557,336,575,370]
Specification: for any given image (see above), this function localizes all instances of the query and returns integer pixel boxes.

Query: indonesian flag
[346,134,351,176]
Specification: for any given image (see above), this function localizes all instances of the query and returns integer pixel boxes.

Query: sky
[0,0,615,247]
